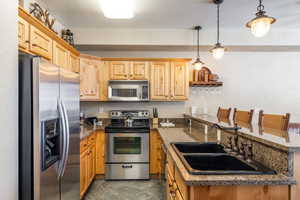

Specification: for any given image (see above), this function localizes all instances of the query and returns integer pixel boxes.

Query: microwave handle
[108,87,112,98]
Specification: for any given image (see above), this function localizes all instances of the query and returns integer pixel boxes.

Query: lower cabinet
[95,131,105,174]
[166,154,290,200]
[150,130,164,175]
[80,132,101,199]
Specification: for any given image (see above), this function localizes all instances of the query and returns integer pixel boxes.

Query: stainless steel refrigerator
[19,53,80,200]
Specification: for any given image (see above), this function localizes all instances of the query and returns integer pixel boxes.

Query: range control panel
[110,110,150,119]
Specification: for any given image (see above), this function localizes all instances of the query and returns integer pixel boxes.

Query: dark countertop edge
[155,127,297,186]
[184,114,300,153]
[184,179,297,186]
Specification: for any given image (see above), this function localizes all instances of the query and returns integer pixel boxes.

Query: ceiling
[42,0,300,29]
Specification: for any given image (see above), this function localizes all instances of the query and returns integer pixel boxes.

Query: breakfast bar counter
[157,127,296,186]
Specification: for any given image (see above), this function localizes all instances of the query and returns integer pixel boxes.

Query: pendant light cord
[257,0,264,12]
[197,27,200,58]
[217,4,220,44]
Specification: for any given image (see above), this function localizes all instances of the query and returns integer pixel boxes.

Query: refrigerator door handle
[60,99,70,177]
[57,98,67,179]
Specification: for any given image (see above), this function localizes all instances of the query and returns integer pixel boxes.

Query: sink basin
[172,142,226,154]
[182,154,276,175]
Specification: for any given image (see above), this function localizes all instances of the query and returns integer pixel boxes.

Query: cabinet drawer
[80,139,88,153]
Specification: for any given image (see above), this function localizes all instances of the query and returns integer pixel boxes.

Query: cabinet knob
[25,40,30,43]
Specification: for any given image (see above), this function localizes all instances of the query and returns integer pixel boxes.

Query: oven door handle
[122,164,133,169]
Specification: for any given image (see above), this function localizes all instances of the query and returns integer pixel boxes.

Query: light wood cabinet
[18,17,29,51]
[80,57,100,100]
[95,131,105,174]
[109,61,130,80]
[70,53,80,73]
[53,41,69,69]
[150,61,189,101]
[170,62,189,100]
[130,62,149,80]
[29,25,53,60]
[150,62,170,100]
[109,61,149,80]
[150,130,164,174]
[80,149,88,198]
[18,7,80,66]
[80,133,97,199]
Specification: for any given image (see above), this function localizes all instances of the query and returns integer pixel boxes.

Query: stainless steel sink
[171,142,276,175]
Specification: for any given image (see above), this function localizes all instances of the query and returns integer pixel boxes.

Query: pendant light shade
[210,43,225,60]
[210,0,226,60]
[193,26,205,70]
[246,0,276,38]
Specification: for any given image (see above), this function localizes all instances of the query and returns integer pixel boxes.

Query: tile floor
[84,179,165,200]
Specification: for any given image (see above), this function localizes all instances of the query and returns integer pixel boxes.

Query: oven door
[107,132,149,163]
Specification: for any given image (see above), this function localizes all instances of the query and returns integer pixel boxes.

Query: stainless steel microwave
[108,80,149,101]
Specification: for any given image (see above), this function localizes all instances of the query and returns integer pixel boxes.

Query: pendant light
[193,26,205,71]
[210,0,226,60]
[246,0,276,38]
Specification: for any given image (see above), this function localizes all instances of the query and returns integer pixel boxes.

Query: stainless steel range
[105,110,150,180]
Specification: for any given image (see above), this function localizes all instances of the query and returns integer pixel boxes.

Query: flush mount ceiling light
[193,26,205,71]
[246,0,276,38]
[210,0,226,60]
[100,0,135,19]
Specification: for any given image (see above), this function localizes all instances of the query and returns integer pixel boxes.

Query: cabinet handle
[32,43,37,47]
[25,40,30,43]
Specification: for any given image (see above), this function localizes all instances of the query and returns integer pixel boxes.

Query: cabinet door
[91,144,96,179]
[109,61,130,80]
[150,62,170,100]
[53,41,69,70]
[99,62,109,101]
[18,17,29,51]
[95,131,105,174]
[29,25,52,60]
[86,149,93,185]
[80,58,100,100]
[170,62,189,101]
[80,150,88,198]
[70,53,80,73]
[130,62,149,80]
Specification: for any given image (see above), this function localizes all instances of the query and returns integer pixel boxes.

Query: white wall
[0,0,18,199]
[23,0,66,35]
[81,51,300,123]
[74,28,300,46]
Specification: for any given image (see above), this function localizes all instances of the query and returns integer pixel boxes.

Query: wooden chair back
[233,108,254,124]
[217,107,231,119]
[258,110,290,131]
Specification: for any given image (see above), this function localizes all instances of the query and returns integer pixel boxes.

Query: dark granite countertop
[157,127,297,186]
[185,114,300,152]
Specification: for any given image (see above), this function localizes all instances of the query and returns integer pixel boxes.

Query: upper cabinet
[150,62,170,100]
[80,55,109,101]
[80,57,100,100]
[150,61,190,101]
[18,7,80,72]
[109,61,149,80]
[18,17,29,51]
[53,41,69,69]
[130,62,149,80]
[70,53,80,73]
[170,62,189,101]
[30,25,53,60]
[109,61,130,80]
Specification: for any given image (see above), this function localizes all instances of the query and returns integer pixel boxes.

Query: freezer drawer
[105,163,149,180]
